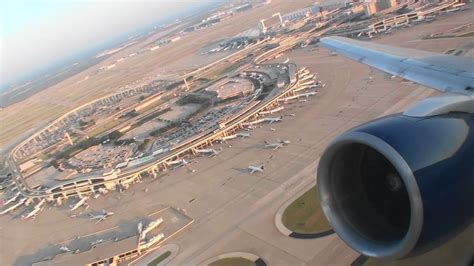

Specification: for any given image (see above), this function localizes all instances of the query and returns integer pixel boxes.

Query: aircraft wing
[320,36,474,94]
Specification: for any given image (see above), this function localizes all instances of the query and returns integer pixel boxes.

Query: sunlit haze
[0,0,218,85]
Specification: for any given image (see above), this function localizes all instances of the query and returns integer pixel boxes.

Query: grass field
[209,257,255,266]
[147,251,171,266]
[282,186,331,234]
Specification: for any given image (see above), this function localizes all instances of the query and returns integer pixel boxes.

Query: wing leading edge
[320,36,474,94]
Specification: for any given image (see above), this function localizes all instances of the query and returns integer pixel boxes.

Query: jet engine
[317,112,474,259]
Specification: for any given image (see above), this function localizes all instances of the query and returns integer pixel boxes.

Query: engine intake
[317,113,474,259]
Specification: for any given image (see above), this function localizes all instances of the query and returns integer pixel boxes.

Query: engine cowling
[317,112,474,259]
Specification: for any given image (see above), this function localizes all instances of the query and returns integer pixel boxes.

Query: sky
[0,0,220,86]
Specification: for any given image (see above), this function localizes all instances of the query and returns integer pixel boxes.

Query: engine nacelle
[317,113,474,259]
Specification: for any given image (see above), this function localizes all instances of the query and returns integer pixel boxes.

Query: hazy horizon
[0,0,223,88]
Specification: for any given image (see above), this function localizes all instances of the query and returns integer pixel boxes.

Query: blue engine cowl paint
[317,112,474,259]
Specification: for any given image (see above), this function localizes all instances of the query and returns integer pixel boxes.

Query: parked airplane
[308,83,325,89]
[90,239,103,247]
[166,159,192,169]
[141,217,164,240]
[263,116,282,123]
[24,198,32,207]
[34,199,46,209]
[299,70,310,76]
[59,246,71,253]
[21,206,43,220]
[137,221,143,234]
[70,197,89,211]
[300,74,315,81]
[217,133,250,142]
[317,36,474,260]
[0,198,26,215]
[300,80,317,86]
[246,164,264,174]
[89,210,114,224]
[236,133,251,138]
[260,106,285,115]
[3,192,20,206]
[193,147,222,157]
[264,140,291,150]
[298,91,318,98]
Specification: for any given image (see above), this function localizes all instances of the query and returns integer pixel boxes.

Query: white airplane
[300,80,316,86]
[166,159,192,169]
[235,133,251,138]
[3,192,20,206]
[308,83,325,89]
[91,239,103,247]
[243,125,257,131]
[193,147,222,157]
[263,116,282,124]
[0,198,26,215]
[89,210,114,224]
[299,69,310,76]
[140,233,165,249]
[260,106,285,115]
[300,74,315,82]
[34,198,46,209]
[70,197,89,211]
[55,197,63,207]
[217,133,250,142]
[298,67,307,73]
[141,217,164,240]
[22,206,43,220]
[264,140,291,150]
[297,91,318,98]
[24,198,32,207]
[59,246,71,253]
[246,164,265,174]
[97,188,108,194]
[137,221,143,234]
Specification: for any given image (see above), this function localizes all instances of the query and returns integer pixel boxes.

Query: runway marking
[148,206,170,217]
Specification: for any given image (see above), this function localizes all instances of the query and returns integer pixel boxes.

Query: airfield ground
[0,6,473,266]
[282,186,330,234]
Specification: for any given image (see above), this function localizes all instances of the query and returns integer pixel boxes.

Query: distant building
[282,5,320,21]
[170,36,181,42]
[149,45,160,51]
[205,78,253,100]
[234,3,253,12]
[314,0,353,11]
[258,14,282,33]
[364,0,398,15]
